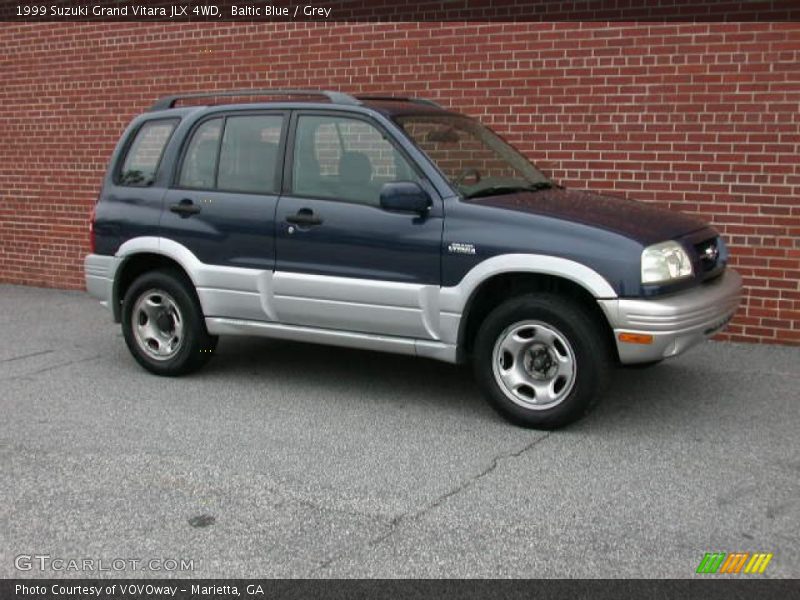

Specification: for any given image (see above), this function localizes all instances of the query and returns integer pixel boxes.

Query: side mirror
[380,181,431,215]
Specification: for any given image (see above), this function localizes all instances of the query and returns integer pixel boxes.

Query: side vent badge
[448,242,477,255]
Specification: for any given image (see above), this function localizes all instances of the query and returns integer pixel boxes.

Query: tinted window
[292,115,418,206]
[217,115,283,194]
[118,119,177,186]
[179,118,222,189]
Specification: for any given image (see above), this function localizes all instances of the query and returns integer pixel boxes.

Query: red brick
[0,21,798,346]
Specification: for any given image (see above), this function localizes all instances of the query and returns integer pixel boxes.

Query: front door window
[292,115,420,205]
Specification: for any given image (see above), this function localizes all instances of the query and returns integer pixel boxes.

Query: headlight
[641,241,693,284]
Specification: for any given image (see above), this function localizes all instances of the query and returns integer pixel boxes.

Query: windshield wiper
[464,182,552,199]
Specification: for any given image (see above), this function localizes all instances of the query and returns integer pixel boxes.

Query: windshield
[396,115,551,198]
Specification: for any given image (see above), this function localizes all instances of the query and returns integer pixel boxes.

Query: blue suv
[85,89,742,428]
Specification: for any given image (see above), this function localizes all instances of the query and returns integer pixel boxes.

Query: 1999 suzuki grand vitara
[85,89,742,428]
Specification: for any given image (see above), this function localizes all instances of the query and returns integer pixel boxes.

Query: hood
[469,188,708,245]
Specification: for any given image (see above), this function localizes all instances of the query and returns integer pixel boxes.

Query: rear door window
[178,114,284,193]
[178,118,222,190]
[217,115,283,194]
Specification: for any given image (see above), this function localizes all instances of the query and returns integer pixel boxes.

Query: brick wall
[0,21,798,344]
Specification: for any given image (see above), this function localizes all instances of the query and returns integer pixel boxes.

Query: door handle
[169,199,201,217]
[286,208,323,227]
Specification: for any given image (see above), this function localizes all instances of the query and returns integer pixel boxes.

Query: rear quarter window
[117,119,178,186]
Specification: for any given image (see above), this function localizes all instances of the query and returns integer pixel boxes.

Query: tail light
[89,206,96,254]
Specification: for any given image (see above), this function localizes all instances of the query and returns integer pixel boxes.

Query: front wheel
[473,294,611,429]
[121,269,217,376]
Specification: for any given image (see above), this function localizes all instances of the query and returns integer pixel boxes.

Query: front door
[274,112,443,339]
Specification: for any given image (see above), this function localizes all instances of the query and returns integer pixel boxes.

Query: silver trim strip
[205,317,458,363]
[273,271,425,308]
[271,294,432,339]
[272,270,439,340]
[272,293,420,311]
[196,288,265,322]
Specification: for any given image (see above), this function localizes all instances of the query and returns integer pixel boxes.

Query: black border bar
[2,0,800,22]
[3,579,800,600]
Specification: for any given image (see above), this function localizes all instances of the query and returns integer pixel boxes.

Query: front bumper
[598,269,742,364]
[84,253,120,312]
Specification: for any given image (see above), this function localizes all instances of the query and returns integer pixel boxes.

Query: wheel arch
[455,271,617,363]
[112,245,200,324]
[111,237,206,322]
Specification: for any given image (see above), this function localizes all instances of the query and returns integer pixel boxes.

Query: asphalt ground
[1,284,798,578]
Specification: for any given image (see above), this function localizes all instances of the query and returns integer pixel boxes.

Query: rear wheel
[473,293,611,429]
[121,269,217,376]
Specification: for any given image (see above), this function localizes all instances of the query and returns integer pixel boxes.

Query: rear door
[273,111,443,339]
[161,111,287,270]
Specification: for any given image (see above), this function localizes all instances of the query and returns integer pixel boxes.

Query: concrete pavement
[1,284,798,578]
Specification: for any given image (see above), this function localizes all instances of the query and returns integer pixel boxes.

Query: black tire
[472,293,611,429]
[121,268,217,376]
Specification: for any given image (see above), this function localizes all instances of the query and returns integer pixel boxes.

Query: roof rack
[150,89,360,111]
[356,95,444,109]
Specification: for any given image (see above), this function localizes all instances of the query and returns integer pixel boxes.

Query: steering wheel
[454,167,482,186]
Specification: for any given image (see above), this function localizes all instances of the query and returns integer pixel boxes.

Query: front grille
[694,237,720,273]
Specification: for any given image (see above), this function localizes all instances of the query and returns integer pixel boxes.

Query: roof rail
[356,95,444,109]
[150,89,360,111]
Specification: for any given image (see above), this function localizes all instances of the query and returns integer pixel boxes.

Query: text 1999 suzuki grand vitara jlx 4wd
[85,90,742,429]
